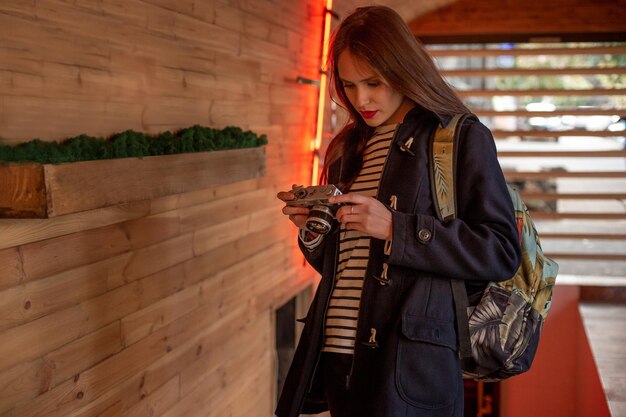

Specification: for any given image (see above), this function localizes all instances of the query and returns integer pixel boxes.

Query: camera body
[286,185,343,234]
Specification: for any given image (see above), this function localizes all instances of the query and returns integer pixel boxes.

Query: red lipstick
[360,110,377,119]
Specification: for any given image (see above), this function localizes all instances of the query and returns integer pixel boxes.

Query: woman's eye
[367,81,380,87]
[343,83,354,89]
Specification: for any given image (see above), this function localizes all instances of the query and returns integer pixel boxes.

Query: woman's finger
[282,206,309,215]
[328,192,368,205]
[277,191,296,201]
[277,185,304,202]
[334,195,392,240]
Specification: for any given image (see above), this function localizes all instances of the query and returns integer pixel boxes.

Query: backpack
[430,113,559,381]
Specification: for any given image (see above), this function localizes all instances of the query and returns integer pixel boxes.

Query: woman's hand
[329,193,392,240]
[277,184,313,232]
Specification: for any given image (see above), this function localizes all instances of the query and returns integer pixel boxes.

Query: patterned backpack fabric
[430,114,559,381]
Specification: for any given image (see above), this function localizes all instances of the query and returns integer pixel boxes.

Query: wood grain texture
[0,178,269,252]
[0,248,25,292]
[0,164,46,218]
[19,224,132,282]
[3,0,621,414]
[410,0,626,36]
[0,147,266,218]
[0,0,322,416]
[0,253,131,332]
[0,201,151,250]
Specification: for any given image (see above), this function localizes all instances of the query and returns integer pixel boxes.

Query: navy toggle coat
[275,108,521,417]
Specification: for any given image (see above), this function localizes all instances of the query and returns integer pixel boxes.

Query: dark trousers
[322,352,354,417]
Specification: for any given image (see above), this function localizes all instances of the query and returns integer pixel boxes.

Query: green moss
[0,125,268,164]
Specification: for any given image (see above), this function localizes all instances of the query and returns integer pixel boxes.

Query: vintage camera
[286,185,343,235]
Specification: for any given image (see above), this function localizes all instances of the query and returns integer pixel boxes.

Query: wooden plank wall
[0,0,327,416]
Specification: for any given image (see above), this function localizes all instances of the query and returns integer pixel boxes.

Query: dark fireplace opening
[275,296,296,401]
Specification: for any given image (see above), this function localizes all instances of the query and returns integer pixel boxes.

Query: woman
[276,6,520,417]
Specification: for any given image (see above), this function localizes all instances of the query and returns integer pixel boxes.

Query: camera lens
[306,205,335,235]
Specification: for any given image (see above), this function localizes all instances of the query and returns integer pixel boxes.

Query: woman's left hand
[329,193,392,240]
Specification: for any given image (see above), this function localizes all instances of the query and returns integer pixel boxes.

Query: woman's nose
[356,88,370,106]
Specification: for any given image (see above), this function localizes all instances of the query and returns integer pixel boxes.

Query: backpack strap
[451,279,473,362]
[430,113,467,222]
[429,113,475,362]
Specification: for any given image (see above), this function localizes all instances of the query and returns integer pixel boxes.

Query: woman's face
[337,50,411,127]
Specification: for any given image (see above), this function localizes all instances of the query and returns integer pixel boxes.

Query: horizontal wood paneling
[0,322,123,413]
[0,201,151,251]
[0,253,132,332]
[0,0,323,416]
[0,249,25,292]
[0,177,275,251]
[429,37,626,283]
[18,225,133,283]
[0,0,320,142]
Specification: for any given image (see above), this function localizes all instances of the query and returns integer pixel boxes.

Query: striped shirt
[322,123,397,354]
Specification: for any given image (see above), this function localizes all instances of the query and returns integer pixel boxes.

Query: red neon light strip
[311,0,333,185]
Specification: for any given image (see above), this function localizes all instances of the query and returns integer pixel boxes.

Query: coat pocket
[396,315,459,409]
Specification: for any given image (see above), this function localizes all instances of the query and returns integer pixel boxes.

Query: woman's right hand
[277,184,311,231]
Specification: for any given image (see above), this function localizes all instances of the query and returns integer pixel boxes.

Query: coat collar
[401,104,446,127]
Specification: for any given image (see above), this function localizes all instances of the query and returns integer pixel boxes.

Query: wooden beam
[428,45,626,57]
[520,192,626,200]
[530,212,626,220]
[505,171,626,179]
[492,129,624,138]
[498,150,626,158]
[458,88,626,97]
[474,109,626,117]
[541,233,626,240]
[547,253,626,260]
[560,275,626,286]
[420,33,626,45]
[442,67,626,77]
[411,0,626,43]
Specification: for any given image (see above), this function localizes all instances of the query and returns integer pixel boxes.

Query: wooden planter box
[0,147,266,218]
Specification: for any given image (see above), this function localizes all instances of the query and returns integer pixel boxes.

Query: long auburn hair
[321,6,469,190]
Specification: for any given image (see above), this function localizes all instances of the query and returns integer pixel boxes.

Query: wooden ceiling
[333,0,456,22]
[408,0,626,44]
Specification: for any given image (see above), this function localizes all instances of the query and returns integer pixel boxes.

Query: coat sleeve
[386,121,521,282]
[298,233,327,274]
